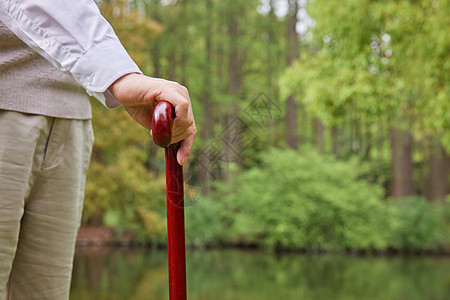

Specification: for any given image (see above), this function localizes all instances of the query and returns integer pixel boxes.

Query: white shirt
[0,0,142,108]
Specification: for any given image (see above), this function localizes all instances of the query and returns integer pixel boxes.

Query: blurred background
[72,0,450,299]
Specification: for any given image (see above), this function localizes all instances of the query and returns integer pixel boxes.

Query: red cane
[152,100,187,300]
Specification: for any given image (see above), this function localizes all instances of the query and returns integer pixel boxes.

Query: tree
[280,0,449,200]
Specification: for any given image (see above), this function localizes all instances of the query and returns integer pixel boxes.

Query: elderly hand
[109,73,196,165]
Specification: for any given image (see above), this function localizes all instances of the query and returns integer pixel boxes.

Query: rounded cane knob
[152,100,175,148]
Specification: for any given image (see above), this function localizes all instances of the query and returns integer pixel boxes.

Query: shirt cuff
[102,89,121,109]
[70,38,142,107]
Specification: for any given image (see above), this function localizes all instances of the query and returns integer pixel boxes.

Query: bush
[186,148,450,252]
[83,102,168,241]
[388,196,449,250]
[188,148,387,250]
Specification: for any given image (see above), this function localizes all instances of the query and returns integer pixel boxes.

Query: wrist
[108,72,142,103]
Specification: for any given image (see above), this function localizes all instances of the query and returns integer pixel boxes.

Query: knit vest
[0,21,92,119]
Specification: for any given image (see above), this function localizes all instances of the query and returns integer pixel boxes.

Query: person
[0,0,196,299]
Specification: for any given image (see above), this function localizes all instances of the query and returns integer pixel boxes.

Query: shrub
[187,148,390,251]
[388,196,448,250]
[186,148,450,251]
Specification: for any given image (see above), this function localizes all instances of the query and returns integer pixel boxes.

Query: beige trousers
[0,111,93,299]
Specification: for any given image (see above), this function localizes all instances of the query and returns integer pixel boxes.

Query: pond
[70,248,450,300]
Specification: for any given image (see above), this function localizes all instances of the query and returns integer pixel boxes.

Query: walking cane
[152,100,187,300]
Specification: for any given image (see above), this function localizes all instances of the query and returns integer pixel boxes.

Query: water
[71,248,450,300]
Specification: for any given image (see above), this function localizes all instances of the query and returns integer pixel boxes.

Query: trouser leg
[0,111,93,300]
[0,111,50,298]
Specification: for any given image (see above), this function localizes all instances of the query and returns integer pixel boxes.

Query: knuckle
[188,125,196,135]
[184,141,193,150]
[181,85,189,95]
[175,83,189,96]
[180,99,190,110]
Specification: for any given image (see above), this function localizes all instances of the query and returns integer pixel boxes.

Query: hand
[109,73,196,165]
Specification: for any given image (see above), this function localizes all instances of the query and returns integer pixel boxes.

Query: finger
[173,100,190,124]
[176,83,190,101]
[177,132,196,165]
[156,90,189,121]
[172,118,194,137]
[171,125,196,144]
[172,100,194,136]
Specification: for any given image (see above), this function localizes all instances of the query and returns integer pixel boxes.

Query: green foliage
[80,0,449,252]
[83,101,167,241]
[388,197,449,250]
[230,148,388,251]
[186,148,449,251]
[187,148,387,250]
[281,0,450,149]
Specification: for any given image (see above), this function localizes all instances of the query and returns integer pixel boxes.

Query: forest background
[82,0,450,252]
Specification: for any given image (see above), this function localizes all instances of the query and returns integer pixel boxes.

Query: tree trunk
[266,0,276,147]
[427,141,448,201]
[313,118,325,154]
[198,0,214,195]
[285,96,298,149]
[389,128,415,197]
[285,0,299,150]
[224,2,242,169]
[331,125,339,158]
[147,0,161,174]
[146,144,159,175]
[376,121,386,187]
[86,213,103,227]
[216,25,228,181]
[166,7,178,81]
[353,116,362,154]
[363,123,372,159]
[178,0,188,86]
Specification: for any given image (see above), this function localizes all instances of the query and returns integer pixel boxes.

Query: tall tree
[280,0,449,199]
[427,141,448,201]
[389,128,415,197]
[198,0,215,194]
[285,0,300,149]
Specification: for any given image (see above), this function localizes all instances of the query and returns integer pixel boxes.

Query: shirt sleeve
[0,0,142,108]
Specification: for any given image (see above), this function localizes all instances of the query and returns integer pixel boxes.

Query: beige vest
[0,21,91,119]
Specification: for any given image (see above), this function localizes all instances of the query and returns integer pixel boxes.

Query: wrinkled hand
[109,73,196,165]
